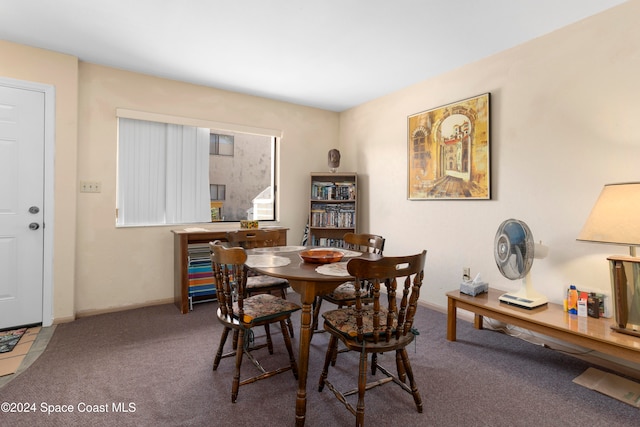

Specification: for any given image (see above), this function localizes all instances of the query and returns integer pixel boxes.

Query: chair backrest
[226,229,281,249]
[210,241,248,322]
[343,232,385,254]
[346,250,426,343]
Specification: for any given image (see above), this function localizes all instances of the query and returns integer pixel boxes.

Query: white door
[0,84,45,329]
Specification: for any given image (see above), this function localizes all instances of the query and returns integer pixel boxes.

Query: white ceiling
[0,0,627,112]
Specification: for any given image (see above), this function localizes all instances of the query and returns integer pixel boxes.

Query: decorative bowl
[299,249,344,264]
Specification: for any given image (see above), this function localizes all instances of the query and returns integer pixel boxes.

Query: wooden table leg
[290,281,314,427]
[447,296,457,341]
[474,314,484,330]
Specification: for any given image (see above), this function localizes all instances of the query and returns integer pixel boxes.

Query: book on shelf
[188,270,213,279]
[188,262,212,270]
[310,237,346,247]
[188,284,216,297]
[311,181,356,201]
[188,277,215,286]
[310,202,356,228]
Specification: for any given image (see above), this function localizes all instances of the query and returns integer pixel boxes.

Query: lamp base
[610,325,640,339]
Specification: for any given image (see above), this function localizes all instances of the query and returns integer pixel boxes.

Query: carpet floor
[0,295,638,426]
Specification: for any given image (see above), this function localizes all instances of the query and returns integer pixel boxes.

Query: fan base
[499,292,548,310]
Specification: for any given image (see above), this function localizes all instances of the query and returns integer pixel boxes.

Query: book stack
[311,181,356,201]
[187,243,217,309]
[310,237,345,247]
[310,203,356,228]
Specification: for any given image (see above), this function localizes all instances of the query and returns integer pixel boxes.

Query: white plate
[251,245,306,253]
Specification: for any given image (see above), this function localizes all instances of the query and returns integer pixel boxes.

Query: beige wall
[75,63,338,314]
[339,1,640,311]
[0,41,79,323]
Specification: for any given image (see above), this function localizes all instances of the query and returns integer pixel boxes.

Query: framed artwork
[407,93,490,200]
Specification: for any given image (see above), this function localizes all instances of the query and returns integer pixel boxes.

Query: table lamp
[577,182,640,337]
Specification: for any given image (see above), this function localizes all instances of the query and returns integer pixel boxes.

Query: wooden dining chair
[226,229,295,337]
[317,250,427,427]
[209,241,301,403]
[311,233,385,333]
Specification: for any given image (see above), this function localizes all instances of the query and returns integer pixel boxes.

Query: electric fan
[494,218,548,309]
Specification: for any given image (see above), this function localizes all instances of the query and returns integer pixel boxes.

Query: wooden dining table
[245,246,380,427]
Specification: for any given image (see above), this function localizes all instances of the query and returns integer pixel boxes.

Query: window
[208,131,276,222]
[116,109,278,226]
[210,133,234,156]
[210,184,226,200]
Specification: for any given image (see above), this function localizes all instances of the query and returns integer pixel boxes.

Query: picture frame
[407,93,490,200]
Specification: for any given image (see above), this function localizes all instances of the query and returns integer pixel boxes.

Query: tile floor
[0,325,55,388]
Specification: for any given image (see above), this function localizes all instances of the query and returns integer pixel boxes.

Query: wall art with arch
[407,93,490,200]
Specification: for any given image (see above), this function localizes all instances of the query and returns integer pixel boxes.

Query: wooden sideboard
[447,288,640,365]
[172,227,288,314]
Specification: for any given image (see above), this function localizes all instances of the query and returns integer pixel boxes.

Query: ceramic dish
[299,249,344,264]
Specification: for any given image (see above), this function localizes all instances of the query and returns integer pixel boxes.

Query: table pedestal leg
[293,283,314,427]
[282,278,343,426]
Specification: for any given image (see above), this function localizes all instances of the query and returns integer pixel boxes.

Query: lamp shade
[577,182,640,246]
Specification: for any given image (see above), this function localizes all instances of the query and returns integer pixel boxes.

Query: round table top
[246,246,380,283]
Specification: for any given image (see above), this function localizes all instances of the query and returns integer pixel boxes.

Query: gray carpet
[0,294,638,426]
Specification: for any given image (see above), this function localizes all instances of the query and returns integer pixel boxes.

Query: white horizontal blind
[117,118,210,226]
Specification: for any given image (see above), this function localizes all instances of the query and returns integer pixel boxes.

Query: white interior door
[0,84,45,329]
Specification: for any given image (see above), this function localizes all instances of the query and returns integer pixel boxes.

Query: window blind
[117,118,210,226]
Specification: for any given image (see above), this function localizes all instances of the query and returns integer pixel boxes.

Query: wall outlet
[463,267,471,281]
[80,181,102,193]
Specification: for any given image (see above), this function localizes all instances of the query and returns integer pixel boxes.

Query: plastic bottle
[567,285,578,315]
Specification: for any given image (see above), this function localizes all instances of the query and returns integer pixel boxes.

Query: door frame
[0,76,55,327]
